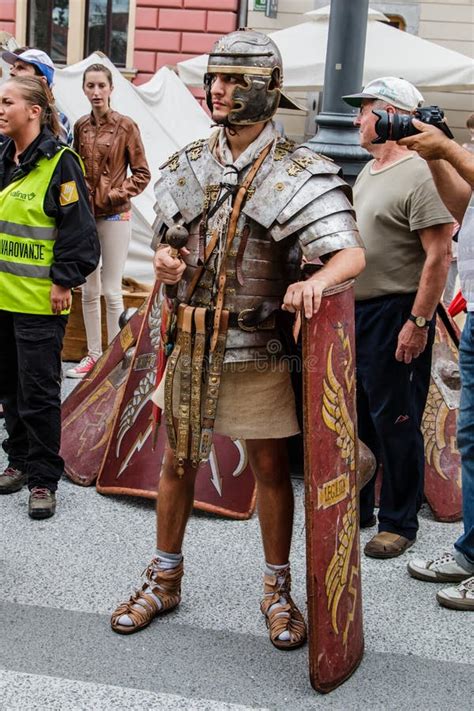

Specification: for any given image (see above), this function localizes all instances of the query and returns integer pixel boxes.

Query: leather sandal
[364,532,415,559]
[111,558,183,635]
[260,567,307,650]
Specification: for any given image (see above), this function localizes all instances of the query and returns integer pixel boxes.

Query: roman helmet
[204,29,301,125]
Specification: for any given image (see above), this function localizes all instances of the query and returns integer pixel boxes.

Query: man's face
[353,99,380,150]
[209,72,244,123]
[10,60,37,79]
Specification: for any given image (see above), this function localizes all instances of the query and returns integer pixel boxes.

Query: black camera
[372,105,454,143]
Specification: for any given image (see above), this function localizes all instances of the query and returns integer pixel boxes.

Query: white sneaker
[65,355,98,379]
[407,552,471,583]
[437,576,474,611]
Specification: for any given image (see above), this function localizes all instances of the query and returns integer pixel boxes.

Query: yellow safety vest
[0,147,73,315]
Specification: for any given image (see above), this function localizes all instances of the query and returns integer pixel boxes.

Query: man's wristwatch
[408,314,431,328]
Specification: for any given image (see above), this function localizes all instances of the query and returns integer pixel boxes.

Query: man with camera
[342,77,454,559]
[399,121,474,610]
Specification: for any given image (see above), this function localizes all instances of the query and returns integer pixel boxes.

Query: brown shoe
[364,532,415,559]
[0,467,27,494]
[28,487,56,519]
[111,558,183,635]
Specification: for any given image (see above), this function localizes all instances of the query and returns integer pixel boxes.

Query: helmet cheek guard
[228,73,280,125]
[204,72,214,115]
[203,29,300,127]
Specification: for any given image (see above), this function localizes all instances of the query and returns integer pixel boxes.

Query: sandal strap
[261,568,292,605]
[111,560,184,632]
[261,593,306,645]
[260,569,306,646]
[111,588,161,628]
[146,560,184,610]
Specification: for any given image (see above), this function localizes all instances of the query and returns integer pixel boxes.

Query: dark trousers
[355,294,434,539]
[0,310,67,491]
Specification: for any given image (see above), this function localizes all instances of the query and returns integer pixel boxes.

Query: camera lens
[371,110,391,143]
[372,110,418,142]
[389,114,417,141]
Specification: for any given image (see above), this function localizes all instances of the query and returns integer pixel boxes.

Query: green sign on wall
[254,0,278,17]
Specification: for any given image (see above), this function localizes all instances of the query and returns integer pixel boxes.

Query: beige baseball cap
[343,76,424,112]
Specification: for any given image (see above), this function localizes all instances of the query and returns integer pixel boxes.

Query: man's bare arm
[395,222,452,364]
[427,159,471,224]
[399,120,472,223]
[282,246,366,319]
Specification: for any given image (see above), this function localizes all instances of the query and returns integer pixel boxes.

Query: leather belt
[228,302,278,332]
[210,142,273,352]
[164,304,185,456]
[164,304,229,475]
[190,307,207,465]
[199,309,229,462]
[175,305,194,469]
[229,311,275,332]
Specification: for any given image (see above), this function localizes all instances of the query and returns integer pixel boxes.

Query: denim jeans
[455,312,474,571]
[0,310,67,491]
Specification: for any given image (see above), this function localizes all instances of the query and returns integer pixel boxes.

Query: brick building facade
[0,0,239,85]
[133,0,238,84]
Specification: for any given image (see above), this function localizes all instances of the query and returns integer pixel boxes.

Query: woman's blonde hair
[7,75,61,137]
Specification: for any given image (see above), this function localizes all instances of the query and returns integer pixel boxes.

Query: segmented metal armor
[153,130,361,364]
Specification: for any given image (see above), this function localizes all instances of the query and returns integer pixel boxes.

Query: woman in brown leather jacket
[67,63,151,378]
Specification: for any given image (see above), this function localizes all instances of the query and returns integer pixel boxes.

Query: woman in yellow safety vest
[0,75,99,519]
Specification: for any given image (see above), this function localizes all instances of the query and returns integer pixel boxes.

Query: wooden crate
[62,281,151,362]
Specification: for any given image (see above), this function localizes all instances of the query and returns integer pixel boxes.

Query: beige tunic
[152,361,300,440]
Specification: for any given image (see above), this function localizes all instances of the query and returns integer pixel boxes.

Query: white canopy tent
[177,6,474,92]
[0,52,213,282]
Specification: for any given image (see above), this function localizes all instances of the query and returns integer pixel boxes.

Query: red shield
[303,281,363,693]
[96,282,256,520]
[422,305,462,522]
[61,306,145,485]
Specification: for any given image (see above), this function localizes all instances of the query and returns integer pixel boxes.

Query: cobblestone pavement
[0,368,472,710]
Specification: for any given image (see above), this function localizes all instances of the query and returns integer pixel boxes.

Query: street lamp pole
[304,0,371,183]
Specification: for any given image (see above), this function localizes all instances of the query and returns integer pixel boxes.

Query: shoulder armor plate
[153,137,227,246]
[243,143,342,229]
[271,186,354,242]
[154,141,209,229]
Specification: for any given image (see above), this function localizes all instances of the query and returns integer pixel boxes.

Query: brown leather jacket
[73,109,151,217]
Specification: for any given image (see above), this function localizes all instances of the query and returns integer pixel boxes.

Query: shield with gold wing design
[61,304,146,485]
[421,304,462,522]
[96,281,257,519]
[303,281,363,693]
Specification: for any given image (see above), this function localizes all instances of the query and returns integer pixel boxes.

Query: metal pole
[238,0,249,28]
[304,0,371,183]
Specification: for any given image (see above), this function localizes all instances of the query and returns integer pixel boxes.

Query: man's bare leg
[111,438,196,634]
[246,437,306,648]
[157,443,198,552]
[246,438,294,564]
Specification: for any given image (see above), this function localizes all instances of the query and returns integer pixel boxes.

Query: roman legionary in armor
[110,29,365,651]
